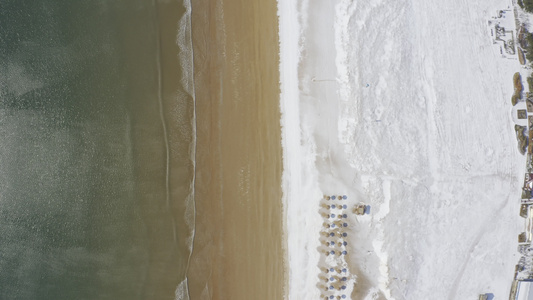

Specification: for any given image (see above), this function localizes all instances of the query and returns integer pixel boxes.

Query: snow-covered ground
[279,0,527,299]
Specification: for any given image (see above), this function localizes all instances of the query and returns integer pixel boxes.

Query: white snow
[279,0,526,299]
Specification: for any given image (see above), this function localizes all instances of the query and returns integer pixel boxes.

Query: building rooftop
[516,281,533,300]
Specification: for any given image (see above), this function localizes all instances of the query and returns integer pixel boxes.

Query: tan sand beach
[188,0,286,299]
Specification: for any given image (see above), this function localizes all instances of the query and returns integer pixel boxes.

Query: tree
[522,0,533,13]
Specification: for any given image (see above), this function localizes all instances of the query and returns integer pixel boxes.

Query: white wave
[177,2,196,300]
[174,277,190,300]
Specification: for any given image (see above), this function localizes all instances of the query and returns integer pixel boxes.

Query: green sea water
[0,1,196,299]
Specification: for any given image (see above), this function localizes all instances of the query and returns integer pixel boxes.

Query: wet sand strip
[189,0,286,299]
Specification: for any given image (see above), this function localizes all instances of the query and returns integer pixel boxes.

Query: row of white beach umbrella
[318,195,351,299]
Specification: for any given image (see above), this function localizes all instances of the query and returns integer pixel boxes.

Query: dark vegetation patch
[513,72,524,106]
[521,27,533,104]
[519,48,526,65]
[516,124,528,155]
[520,0,533,13]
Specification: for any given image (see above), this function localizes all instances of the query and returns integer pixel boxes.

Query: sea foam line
[175,0,197,298]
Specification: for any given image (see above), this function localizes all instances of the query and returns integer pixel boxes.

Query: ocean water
[1,1,196,299]
[2,0,285,299]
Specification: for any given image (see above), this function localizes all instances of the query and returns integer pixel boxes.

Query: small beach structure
[519,232,528,244]
[519,205,533,245]
[522,204,530,218]
[518,204,533,245]
[524,174,533,192]
[354,203,367,215]
[510,280,533,300]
